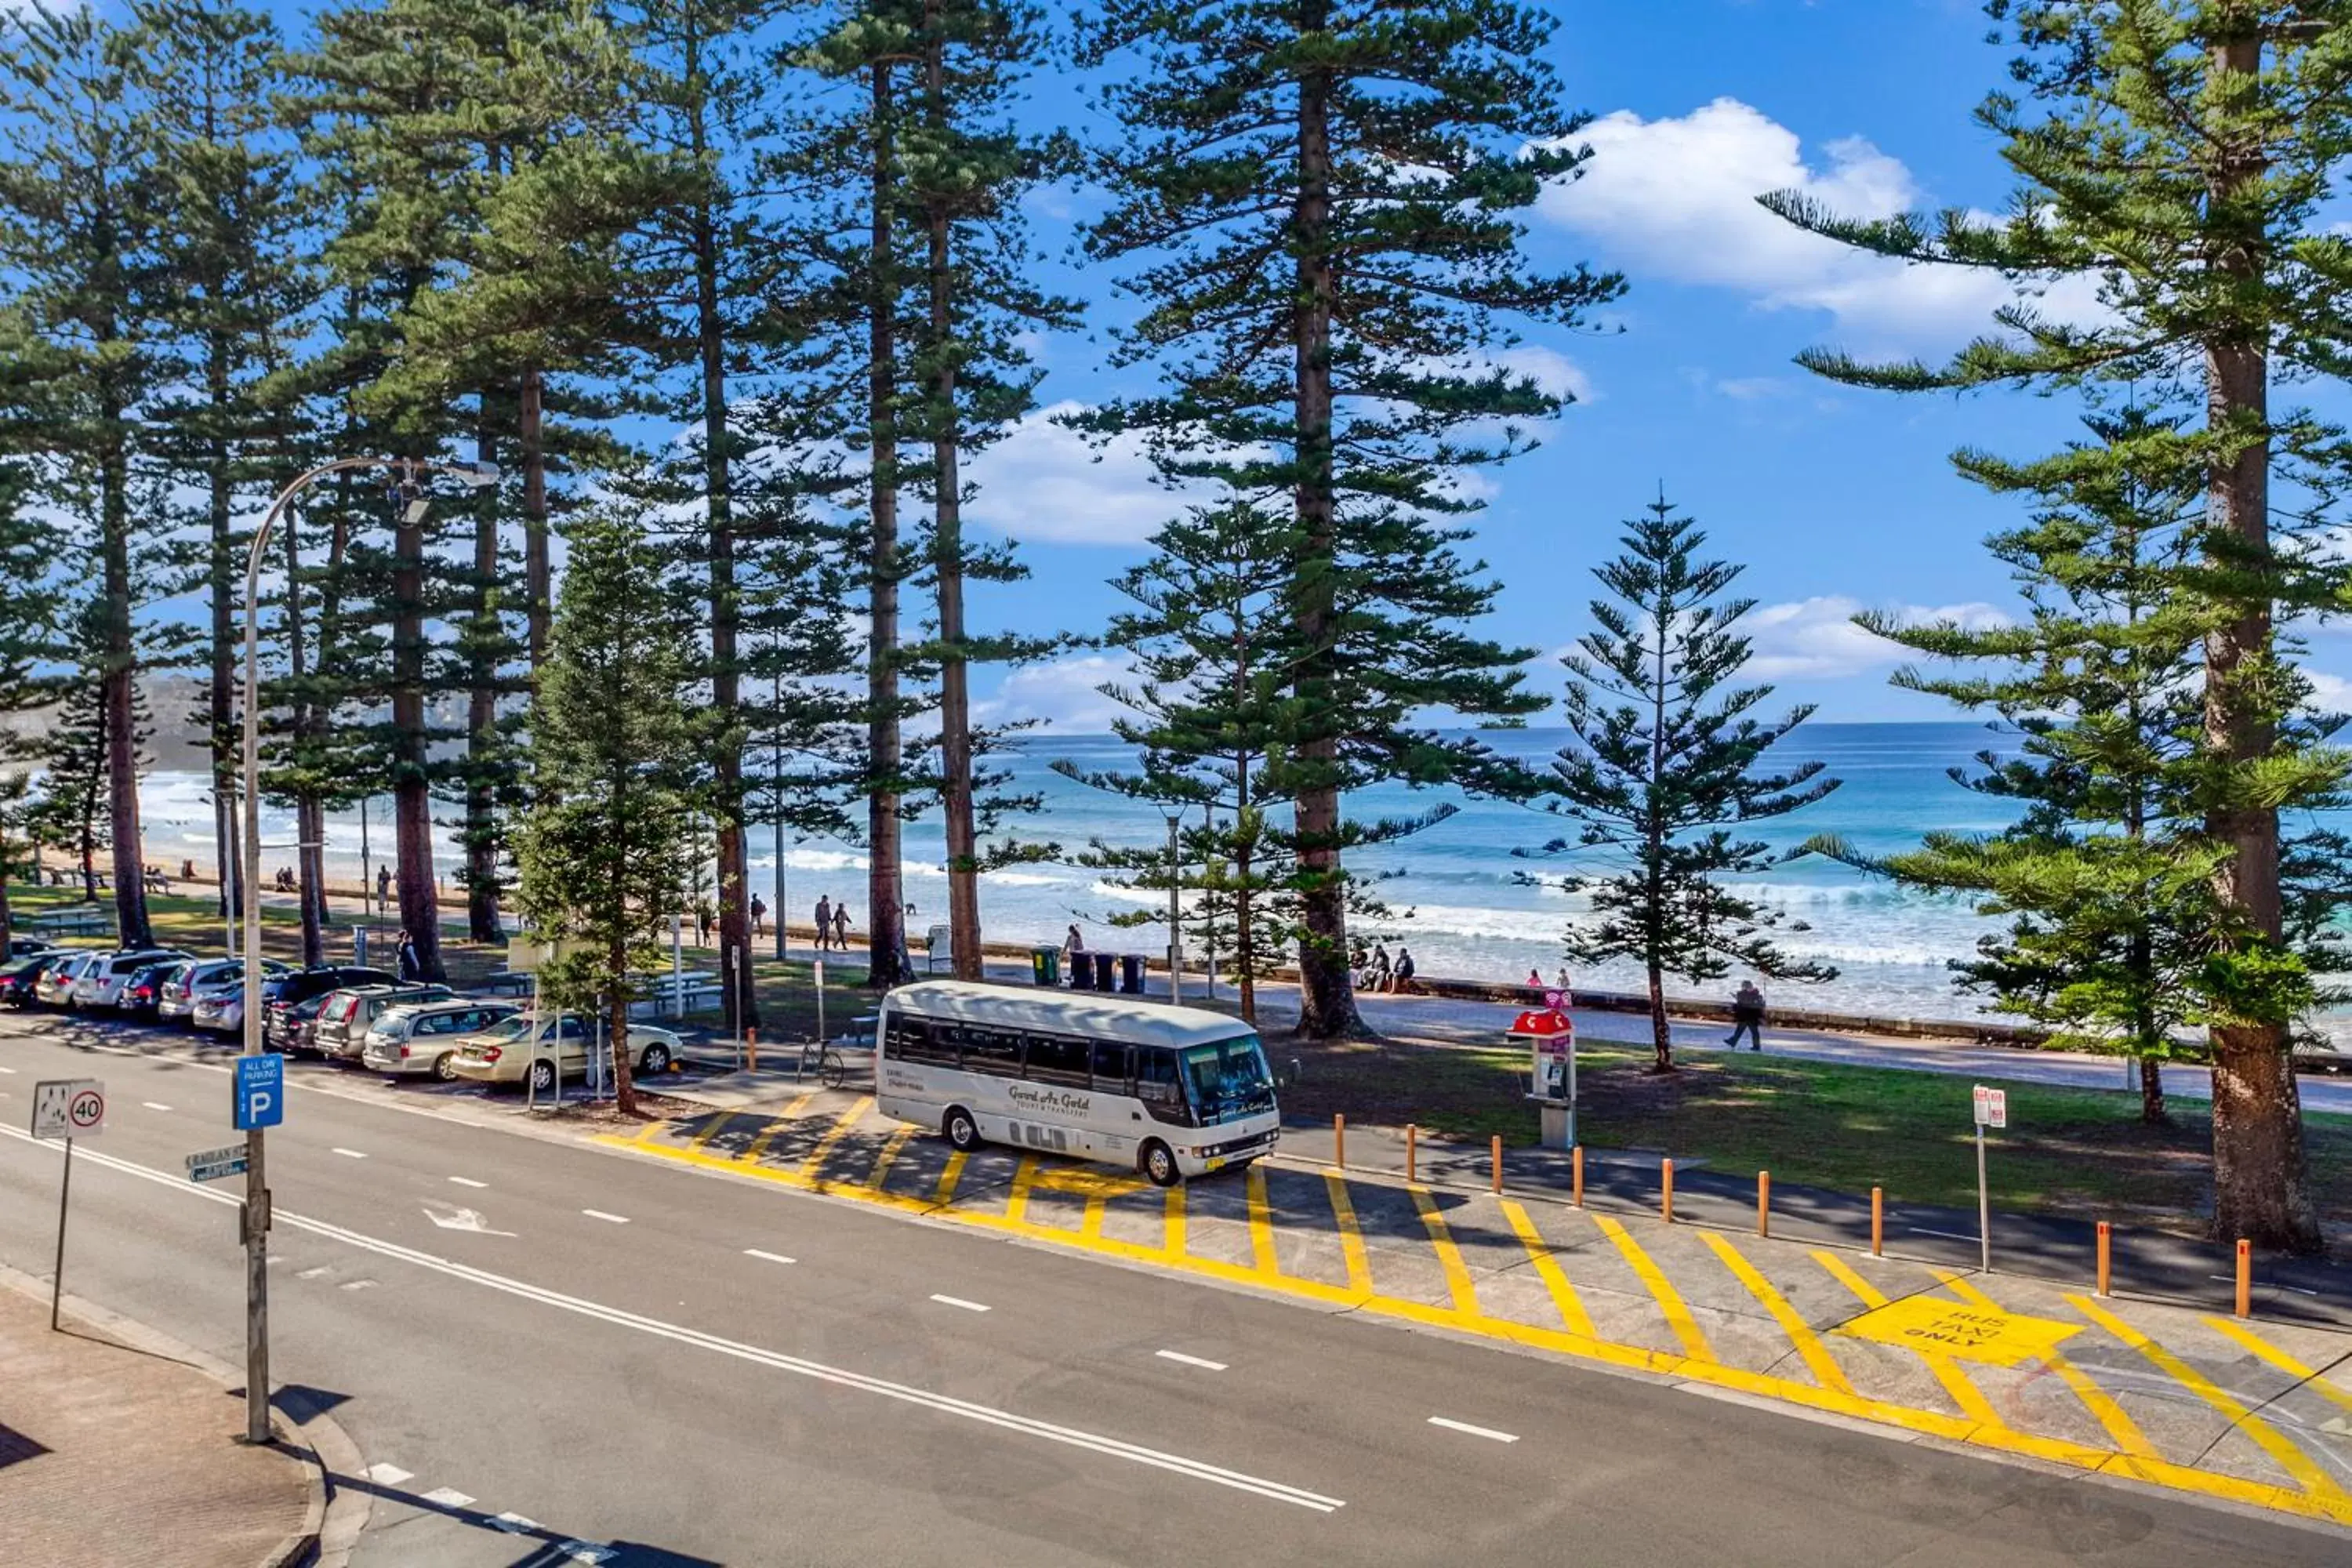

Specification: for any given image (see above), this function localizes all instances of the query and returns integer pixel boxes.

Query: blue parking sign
[233,1054,285,1131]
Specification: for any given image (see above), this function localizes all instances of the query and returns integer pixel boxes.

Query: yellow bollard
[2096,1221,2111,1298]
[1491,1134,1503,1195]
[2235,1238,2252,1319]
[1870,1186,1883,1258]
[1661,1157,1675,1224]
[1571,1145,1584,1209]
[1757,1170,1770,1238]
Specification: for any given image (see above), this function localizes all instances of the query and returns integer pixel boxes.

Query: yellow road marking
[1499,1200,1596,1340]
[779,1091,817,1121]
[1005,1156,1039,1226]
[1838,1295,2082,1367]
[1164,1183,1186,1258]
[590,1132,2352,1530]
[1324,1174,1373,1296]
[1081,1196,1107,1240]
[1937,1271,2158,1461]
[2072,1294,2351,1504]
[688,1112,738,1152]
[1245,1164,1281,1276]
[1410,1187,1481,1316]
[796,1096,874,1178]
[2203,1317,2352,1417]
[738,1118,790,1167]
[863,1125,915,1192]
[1813,1251,2005,1429]
[1594,1214,1715,1363]
[1699,1232,1853,1395]
[933,1150,968,1205]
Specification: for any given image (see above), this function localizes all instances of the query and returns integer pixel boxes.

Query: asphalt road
[0,1011,2342,1566]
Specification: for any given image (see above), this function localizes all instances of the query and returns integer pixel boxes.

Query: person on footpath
[396,928,421,982]
[813,895,832,952]
[1726,980,1766,1051]
[751,895,768,938]
[831,901,851,951]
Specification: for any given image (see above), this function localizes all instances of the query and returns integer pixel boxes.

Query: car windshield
[1178,1034,1276,1125]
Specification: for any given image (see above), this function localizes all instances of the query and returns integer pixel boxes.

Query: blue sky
[948,0,2352,731]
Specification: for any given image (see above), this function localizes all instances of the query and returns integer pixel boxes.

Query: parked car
[361,999,521,1080]
[314,984,452,1061]
[0,953,64,1007]
[34,950,101,1007]
[255,966,397,1050]
[7,934,55,959]
[72,948,193,1010]
[191,988,244,1033]
[119,959,189,1020]
[158,959,286,1027]
[447,1011,683,1094]
[273,992,335,1054]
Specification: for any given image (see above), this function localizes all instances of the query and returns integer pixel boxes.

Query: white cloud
[1540,98,2101,353]
[972,653,1139,734]
[1744,596,2009,681]
[2303,670,2352,713]
[962,401,1207,547]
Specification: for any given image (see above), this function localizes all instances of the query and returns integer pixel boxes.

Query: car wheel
[1141,1140,1181,1189]
[431,1052,457,1083]
[528,1059,557,1095]
[944,1106,980,1151]
[639,1041,671,1075]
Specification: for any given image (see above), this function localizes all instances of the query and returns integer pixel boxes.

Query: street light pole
[238,454,495,1444]
[772,669,786,964]
[1164,808,1183,1007]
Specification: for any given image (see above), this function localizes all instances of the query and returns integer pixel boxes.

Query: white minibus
[875,981,1280,1186]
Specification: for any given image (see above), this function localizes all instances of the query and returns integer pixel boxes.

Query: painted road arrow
[420,1199,514,1236]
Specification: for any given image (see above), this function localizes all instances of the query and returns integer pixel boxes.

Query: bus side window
[1135,1047,1189,1125]
[1091,1040,1131,1093]
[964,1027,1019,1077]
[1026,1035,1089,1088]
[887,1016,956,1066]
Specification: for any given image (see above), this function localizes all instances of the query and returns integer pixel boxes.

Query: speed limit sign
[31,1079,104,1142]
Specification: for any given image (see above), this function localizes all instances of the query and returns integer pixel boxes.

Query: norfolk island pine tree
[1073,0,1622,1037]
[1525,495,1839,1073]
[1762,2,2352,1250]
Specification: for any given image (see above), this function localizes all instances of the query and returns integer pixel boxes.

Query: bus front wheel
[1141,1140,1181,1189]
[944,1106,981,1152]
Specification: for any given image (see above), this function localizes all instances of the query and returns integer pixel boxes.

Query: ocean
[125,721,2103,1025]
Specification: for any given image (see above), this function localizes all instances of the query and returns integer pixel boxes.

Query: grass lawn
[1279,1033,2352,1232]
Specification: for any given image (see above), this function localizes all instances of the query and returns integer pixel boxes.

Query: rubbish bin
[1092,951,1116,992]
[1069,951,1093,989]
[1119,953,1145,994]
[1030,946,1061,986]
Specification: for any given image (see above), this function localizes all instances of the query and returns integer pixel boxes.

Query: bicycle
[800,1041,848,1090]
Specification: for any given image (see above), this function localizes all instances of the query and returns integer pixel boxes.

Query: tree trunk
[2201,28,2318,1253]
[391,478,444,982]
[864,62,908,992]
[464,397,503,942]
[1288,21,1359,1039]
[923,9,983,984]
[521,365,551,670]
[98,380,149,949]
[207,346,237,929]
[1646,961,1671,1073]
[608,973,637,1116]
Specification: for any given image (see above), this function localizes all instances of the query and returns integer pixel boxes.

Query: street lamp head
[457,460,501,488]
[401,496,432,526]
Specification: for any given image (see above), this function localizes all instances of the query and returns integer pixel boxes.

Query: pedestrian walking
[1726,980,1766,1051]
[395,928,421,982]
[376,865,391,914]
[750,895,768,937]
[814,895,833,952]
[695,900,713,947]
[831,901,851,951]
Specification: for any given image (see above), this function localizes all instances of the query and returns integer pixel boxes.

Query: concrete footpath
[0,1270,318,1568]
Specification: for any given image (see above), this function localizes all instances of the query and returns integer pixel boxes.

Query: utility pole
[1165,809,1182,1006]
[772,669,786,964]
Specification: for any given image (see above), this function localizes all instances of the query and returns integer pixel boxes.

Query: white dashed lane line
[142,1102,172,1112]
[929,1294,990,1313]
[332,1147,367,1160]
[581,1209,630,1225]
[448,1176,488,1189]
[1156,1350,1228,1371]
[1427,1417,1519,1443]
[365,1462,413,1486]
[744,1248,796,1265]
[489,1512,539,1534]
[419,1486,474,1509]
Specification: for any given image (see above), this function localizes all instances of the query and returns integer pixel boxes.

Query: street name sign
[233,1054,285,1131]
[31,1080,104,1141]
[185,1145,249,1183]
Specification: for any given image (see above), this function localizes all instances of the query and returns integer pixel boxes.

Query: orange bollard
[746,1026,757,1073]
[1572,1145,1584,1209]
[1870,1186,1884,1258]
[1406,1123,1418,1185]
[2235,1238,2252,1319]
[1334,1113,1346,1171]
[1491,1134,1503,1195]
[2096,1221,2111,1298]
[1661,1157,1675,1224]
[1758,1170,1771,1238]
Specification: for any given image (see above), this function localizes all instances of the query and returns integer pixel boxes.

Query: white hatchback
[72,949,191,1009]
[361,1000,521,1080]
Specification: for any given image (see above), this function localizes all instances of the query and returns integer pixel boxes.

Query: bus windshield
[1179,1034,1276,1124]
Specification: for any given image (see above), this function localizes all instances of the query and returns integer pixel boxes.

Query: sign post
[1971,1084,2007,1273]
[31,1079,105,1330]
[234,1053,284,1444]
